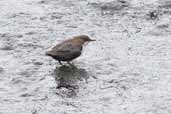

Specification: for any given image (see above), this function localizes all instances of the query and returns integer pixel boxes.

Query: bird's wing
[54,42,73,52]
[50,41,81,56]
[51,40,70,51]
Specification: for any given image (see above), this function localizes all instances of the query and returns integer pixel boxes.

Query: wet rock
[15,34,23,38]
[19,12,29,16]
[20,93,33,97]
[31,110,38,114]
[0,33,10,38]
[100,1,129,11]
[0,45,14,51]
[18,43,43,49]
[156,23,169,29]
[55,87,77,98]
[147,10,159,20]
[0,40,15,50]
[39,16,47,21]
[0,33,23,38]
[158,0,171,8]
[54,65,88,90]
[33,61,43,66]
[31,59,44,65]
[25,31,36,35]
[147,18,170,36]
[38,0,47,4]
[19,71,32,78]
[57,0,74,7]
[90,0,129,12]
[89,0,130,15]
[9,14,18,18]
[0,67,4,73]
[50,12,63,20]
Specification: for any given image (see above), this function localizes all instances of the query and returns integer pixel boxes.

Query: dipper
[46,35,95,65]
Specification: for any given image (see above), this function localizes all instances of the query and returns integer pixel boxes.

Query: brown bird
[46,35,95,65]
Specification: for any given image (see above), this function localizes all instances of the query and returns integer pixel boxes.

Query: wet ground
[0,0,171,114]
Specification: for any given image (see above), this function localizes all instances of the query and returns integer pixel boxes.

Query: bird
[46,35,95,65]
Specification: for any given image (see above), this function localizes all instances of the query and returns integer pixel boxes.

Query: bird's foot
[67,61,75,67]
[58,61,63,65]
[67,61,73,65]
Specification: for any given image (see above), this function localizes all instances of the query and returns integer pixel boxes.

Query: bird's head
[72,35,95,45]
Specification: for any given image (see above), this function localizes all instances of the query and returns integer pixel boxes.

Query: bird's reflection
[54,65,88,97]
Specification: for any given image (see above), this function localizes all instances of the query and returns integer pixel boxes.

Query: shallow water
[0,0,171,114]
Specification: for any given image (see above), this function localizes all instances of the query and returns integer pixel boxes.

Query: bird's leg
[58,61,63,65]
[67,61,73,65]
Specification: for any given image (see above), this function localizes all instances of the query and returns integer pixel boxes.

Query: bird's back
[46,39,82,61]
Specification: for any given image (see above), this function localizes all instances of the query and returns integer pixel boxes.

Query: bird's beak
[89,39,96,41]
